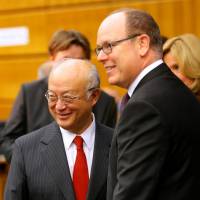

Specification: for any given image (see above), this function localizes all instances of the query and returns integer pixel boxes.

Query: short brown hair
[48,30,91,59]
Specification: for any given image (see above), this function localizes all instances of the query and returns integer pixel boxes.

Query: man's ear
[90,89,101,107]
[138,34,150,57]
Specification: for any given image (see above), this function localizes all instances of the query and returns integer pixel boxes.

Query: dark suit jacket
[0,78,117,161]
[5,121,113,200]
[107,63,200,200]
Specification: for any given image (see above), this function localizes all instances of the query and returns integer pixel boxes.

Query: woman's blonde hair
[163,33,200,95]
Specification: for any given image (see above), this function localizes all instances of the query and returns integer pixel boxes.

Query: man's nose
[55,99,67,110]
[97,50,109,62]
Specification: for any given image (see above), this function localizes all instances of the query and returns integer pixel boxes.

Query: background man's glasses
[95,33,141,56]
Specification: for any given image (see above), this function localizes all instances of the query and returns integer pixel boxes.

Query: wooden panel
[0,13,48,55]
[0,0,125,11]
[0,0,46,11]
[191,0,200,36]
[0,57,47,91]
[0,58,47,120]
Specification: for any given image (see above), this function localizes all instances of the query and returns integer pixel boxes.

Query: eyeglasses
[45,88,96,105]
[95,33,141,56]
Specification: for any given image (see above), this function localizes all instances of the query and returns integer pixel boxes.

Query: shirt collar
[128,59,163,97]
[59,114,96,150]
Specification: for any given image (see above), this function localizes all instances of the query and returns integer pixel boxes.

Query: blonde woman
[163,33,200,101]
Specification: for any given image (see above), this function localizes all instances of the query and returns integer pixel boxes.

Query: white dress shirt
[60,115,95,178]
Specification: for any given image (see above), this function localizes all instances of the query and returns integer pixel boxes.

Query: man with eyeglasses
[96,8,200,200]
[4,58,113,200]
[0,29,117,163]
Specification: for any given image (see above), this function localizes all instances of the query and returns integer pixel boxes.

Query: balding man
[4,59,113,200]
[96,8,200,200]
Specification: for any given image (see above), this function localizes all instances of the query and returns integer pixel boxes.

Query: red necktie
[73,136,89,200]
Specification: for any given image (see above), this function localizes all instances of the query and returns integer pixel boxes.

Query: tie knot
[73,136,83,150]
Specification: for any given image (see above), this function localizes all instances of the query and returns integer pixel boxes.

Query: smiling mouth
[105,65,115,73]
[57,112,72,119]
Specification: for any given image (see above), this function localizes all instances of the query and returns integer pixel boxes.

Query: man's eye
[49,96,57,100]
[97,47,102,52]
[62,96,74,101]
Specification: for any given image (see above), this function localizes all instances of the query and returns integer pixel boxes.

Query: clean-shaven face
[48,60,95,134]
[96,12,140,88]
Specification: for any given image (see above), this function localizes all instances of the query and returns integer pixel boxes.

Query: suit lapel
[40,122,75,200]
[134,63,171,93]
[87,123,110,200]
